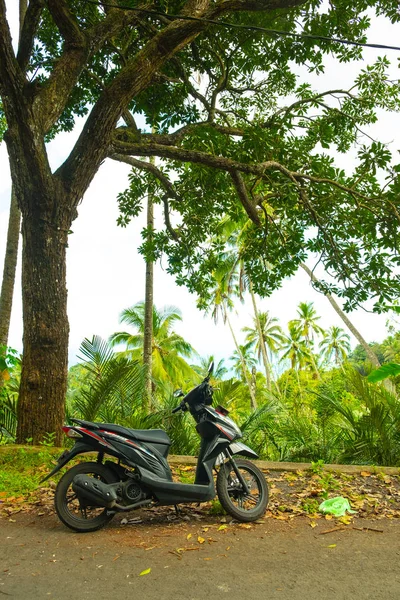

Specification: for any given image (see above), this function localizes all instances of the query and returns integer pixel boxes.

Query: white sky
[0,6,399,369]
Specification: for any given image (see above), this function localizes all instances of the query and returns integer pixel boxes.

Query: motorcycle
[42,362,269,532]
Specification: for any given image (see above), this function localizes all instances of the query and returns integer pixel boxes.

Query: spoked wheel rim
[216,458,268,522]
[225,466,263,512]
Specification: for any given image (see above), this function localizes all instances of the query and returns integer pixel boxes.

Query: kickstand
[174,504,181,517]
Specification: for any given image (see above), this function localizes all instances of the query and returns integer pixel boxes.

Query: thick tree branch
[0,0,26,100]
[110,153,181,201]
[85,68,139,129]
[35,2,152,133]
[110,138,391,229]
[117,137,386,203]
[110,153,181,241]
[46,0,85,45]
[115,121,244,147]
[212,0,305,15]
[17,0,44,71]
[53,0,309,199]
[230,170,261,224]
[55,0,212,197]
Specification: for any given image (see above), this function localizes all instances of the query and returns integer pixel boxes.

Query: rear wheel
[216,458,268,522]
[55,462,118,532]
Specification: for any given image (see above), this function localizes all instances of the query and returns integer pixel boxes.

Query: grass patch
[0,447,62,496]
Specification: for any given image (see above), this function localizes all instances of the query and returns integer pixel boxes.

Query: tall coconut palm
[192,355,228,381]
[109,303,197,392]
[319,326,351,365]
[291,301,324,378]
[229,343,258,381]
[143,155,156,410]
[280,323,312,372]
[300,263,381,367]
[215,221,274,392]
[243,311,284,392]
[206,268,258,410]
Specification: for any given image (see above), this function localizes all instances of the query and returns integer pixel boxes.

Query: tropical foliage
[4,298,400,465]
[109,302,198,390]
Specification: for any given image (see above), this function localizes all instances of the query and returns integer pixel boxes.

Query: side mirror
[173,389,184,398]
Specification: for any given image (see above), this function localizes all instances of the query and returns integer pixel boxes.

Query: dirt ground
[1,508,400,600]
[2,465,400,599]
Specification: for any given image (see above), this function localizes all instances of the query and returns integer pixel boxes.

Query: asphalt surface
[1,512,400,600]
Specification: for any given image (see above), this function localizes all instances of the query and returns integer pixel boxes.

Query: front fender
[39,442,95,483]
[215,442,259,466]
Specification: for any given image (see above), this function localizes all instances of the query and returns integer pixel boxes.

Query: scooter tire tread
[216,458,268,522]
[54,461,118,533]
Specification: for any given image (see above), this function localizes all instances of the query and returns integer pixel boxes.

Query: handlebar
[172,400,186,414]
[172,364,214,414]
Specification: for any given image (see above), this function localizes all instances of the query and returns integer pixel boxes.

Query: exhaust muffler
[72,474,118,508]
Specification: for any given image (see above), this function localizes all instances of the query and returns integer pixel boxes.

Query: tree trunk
[249,282,271,390]
[248,281,281,395]
[16,195,71,445]
[300,263,381,368]
[0,187,20,348]
[143,157,155,412]
[0,1,26,348]
[306,338,321,379]
[225,310,257,410]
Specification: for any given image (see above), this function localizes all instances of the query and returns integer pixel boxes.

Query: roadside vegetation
[2,300,400,467]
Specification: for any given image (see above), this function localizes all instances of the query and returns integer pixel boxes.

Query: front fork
[222,448,250,495]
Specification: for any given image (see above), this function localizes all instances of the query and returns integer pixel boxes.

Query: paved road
[1,513,400,600]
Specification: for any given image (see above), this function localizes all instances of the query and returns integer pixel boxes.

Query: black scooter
[42,363,269,532]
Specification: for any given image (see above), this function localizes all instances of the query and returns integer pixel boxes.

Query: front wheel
[55,462,118,532]
[216,458,268,522]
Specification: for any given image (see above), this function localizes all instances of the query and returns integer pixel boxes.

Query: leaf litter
[2,462,400,535]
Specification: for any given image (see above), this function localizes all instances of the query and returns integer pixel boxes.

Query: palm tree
[243,311,284,392]
[317,368,400,466]
[109,303,197,391]
[192,355,228,380]
[230,343,258,380]
[300,263,381,367]
[319,326,351,365]
[280,323,312,371]
[72,336,146,423]
[291,301,324,378]
[216,227,275,393]
[381,332,400,364]
[206,269,258,409]
[143,157,155,410]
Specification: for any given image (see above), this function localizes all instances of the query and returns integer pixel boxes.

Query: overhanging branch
[111,137,384,204]
[110,153,181,241]
[110,153,181,201]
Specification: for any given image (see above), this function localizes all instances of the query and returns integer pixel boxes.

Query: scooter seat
[71,419,171,446]
[102,423,171,446]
